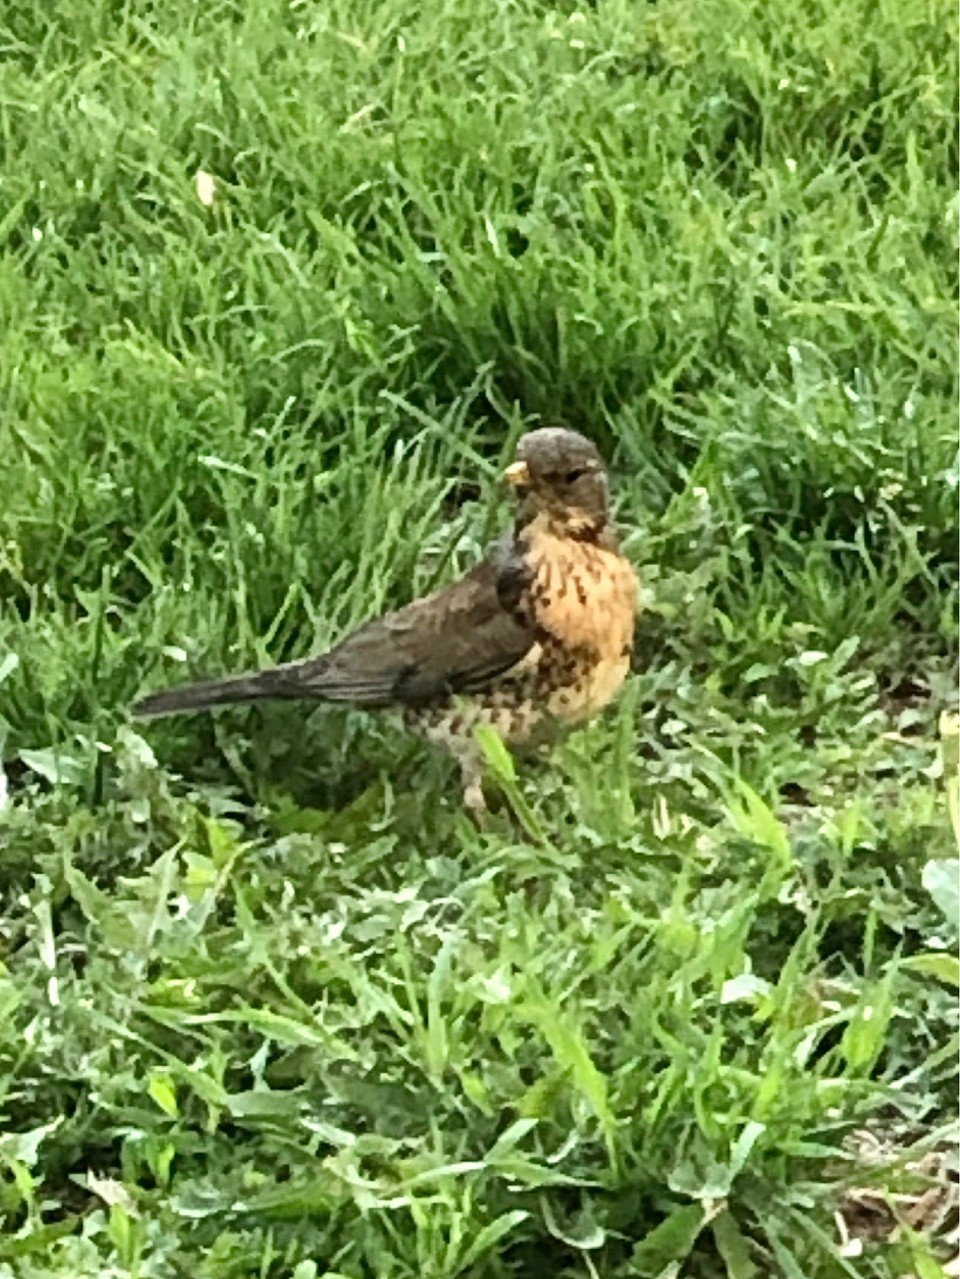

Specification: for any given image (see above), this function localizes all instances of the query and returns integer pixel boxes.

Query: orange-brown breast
[523,519,640,724]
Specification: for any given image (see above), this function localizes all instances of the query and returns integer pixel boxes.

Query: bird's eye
[564,467,587,484]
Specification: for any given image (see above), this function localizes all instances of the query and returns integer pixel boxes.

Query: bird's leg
[458,749,488,820]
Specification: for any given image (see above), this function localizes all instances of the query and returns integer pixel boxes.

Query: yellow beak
[503,460,530,488]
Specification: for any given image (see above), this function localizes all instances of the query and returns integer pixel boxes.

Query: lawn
[1,0,958,1274]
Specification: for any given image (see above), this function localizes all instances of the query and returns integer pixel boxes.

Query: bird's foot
[462,776,490,829]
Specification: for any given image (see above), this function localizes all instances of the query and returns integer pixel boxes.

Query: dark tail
[132,671,294,719]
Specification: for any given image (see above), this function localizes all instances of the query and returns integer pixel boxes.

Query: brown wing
[254,540,536,706]
[132,540,535,719]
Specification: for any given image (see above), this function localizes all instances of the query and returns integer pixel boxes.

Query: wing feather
[259,541,535,706]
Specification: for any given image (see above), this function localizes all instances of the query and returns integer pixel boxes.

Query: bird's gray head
[504,428,610,538]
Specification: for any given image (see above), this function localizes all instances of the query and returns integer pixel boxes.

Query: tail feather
[132,672,294,718]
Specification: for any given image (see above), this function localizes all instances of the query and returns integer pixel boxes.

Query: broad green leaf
[729,1121,766,1178]
[474,723,517,782]
[226,1090,304,1118]
[720,974,773,1005]
[517,1070,567,1119]
[148,1074,179,1119]
[901,952,960,987]
[484,1155,585,1188]
[542,1196,606,1249]
[19,746,88,786]
[712,1210,758,1279]
[0,1215,80,1259]
[764,1225,809,1279]
[524,999,614,1157]
[922,859,959,933]
[454,1210,529,1273]
[0,1119,62,1168]
[487,1118,538,1159]
[947,777,960,854]
[475,723,546,841]
[225,1007,357,1058]
[840,981,894,1073]
[631,1203,706,1276]
[730,780,791,860]
[724,779,793,897]
[425,931,457,1079]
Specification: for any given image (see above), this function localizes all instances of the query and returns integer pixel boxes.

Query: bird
[133,427,640,811]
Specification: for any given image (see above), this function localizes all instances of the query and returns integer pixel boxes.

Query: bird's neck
[515,509,616,549]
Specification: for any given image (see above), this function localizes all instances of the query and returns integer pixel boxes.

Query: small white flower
[194,169,216,208]
[87,1171,139,1216]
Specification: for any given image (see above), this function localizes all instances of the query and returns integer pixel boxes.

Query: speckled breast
[521,521,639,726]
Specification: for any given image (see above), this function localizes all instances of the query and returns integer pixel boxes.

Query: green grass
[1,0,958,1274]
